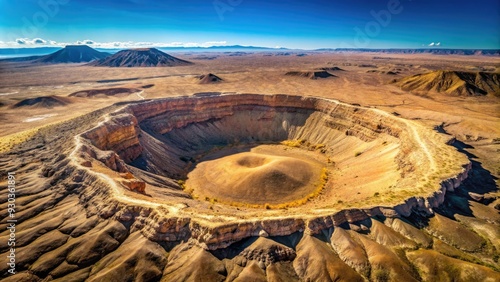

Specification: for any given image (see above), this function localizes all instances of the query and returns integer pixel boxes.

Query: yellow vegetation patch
[280,139,306,148]
[0,129,39,153]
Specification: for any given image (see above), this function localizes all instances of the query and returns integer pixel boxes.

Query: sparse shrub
[374,192,380,197]
[281,139,306,148]
[442,263,461,280]
[354,151,362,157]
[373,268,390,282]
[493,253,499,263]
[320,168,329,181]
[315,144,325,150]
[177,179,186,189]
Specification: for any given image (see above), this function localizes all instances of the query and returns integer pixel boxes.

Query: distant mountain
[315,48,500,56]
[35,45,110,63]
[0,55,46,62]
[88,48,193,67]
[393,70,500,96]
[90,45,288,54]
[1,46,499,61]
[159,45,287,53]
[0,45,109,63]
[0,47,61,59]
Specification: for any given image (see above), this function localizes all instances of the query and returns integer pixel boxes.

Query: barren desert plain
[0,49,499,282]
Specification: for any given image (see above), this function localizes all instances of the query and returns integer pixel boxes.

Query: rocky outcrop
[197,73,223,84]
[189,218,305,250]
[394,162,472,217]
[238,237,296,267]
[81,112,142,163]
[120,178,146,193]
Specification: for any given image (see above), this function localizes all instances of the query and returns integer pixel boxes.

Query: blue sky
[0,0,499,49]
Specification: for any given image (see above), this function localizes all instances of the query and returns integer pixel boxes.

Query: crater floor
[186,144,328,206]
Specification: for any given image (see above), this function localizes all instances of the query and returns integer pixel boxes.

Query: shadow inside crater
[451,139,498,196]
[406,136,499,230]
[132,106,314,181]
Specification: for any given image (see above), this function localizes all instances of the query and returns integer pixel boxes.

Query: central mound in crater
[187,145,327,206]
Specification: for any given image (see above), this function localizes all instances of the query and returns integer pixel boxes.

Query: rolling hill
[393,70,500,96]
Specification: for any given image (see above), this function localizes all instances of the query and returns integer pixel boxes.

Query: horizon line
[1,45,499,51]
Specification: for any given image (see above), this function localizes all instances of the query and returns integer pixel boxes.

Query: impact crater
[72,93,470,248]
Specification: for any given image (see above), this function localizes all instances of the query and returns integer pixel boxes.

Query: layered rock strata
[73,93,470,250]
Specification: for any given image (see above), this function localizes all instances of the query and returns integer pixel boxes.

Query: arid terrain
[0,50,499,281]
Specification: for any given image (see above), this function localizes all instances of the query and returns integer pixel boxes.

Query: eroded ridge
[71,93,470,249]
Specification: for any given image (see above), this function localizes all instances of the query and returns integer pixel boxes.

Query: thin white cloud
[0,38,229,48]
[183,42,201,48]
[200,41,227,47]
[75,39,95,45]
[428,42,441,47]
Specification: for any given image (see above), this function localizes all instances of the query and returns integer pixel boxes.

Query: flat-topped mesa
[74,93,470,249]
[285,70,336,79]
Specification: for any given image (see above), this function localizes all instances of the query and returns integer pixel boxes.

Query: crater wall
[73,93,471,250]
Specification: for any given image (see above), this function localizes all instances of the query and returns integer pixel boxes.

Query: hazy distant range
[0,46,499,59]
